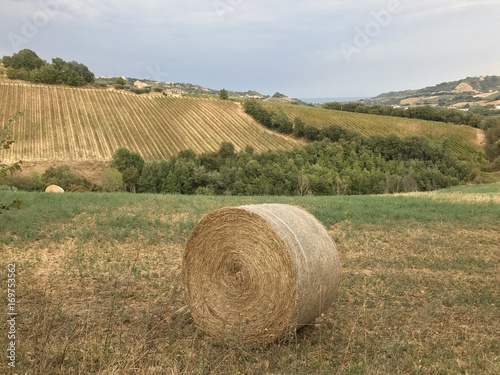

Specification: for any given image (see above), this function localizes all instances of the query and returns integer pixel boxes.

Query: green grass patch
[1,190,499,245]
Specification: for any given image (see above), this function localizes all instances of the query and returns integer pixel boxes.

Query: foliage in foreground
[114,134,475,196]
[0,113,23,212]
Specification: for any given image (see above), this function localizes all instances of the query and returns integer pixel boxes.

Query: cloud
[1,0,499,97]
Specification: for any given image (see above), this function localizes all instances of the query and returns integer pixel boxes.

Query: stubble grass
[0,185,499,374]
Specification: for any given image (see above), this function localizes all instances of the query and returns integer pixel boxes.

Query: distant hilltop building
[134,80,151,89]
[162,88,184,98]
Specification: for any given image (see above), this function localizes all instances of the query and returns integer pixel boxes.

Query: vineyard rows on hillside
[0,83,300,162]
[262,102,483,158]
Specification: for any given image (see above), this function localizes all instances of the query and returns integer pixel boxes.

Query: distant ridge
[366,75,500,108]
[301,97,368,104]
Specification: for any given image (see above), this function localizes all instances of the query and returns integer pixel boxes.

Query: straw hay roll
[45,184,64,193]
[182,204,341,344]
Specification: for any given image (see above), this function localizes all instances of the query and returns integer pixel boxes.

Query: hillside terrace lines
[198,101,250,148]
[121,95,163,158]
[60,87,80,158]
[177,100,229,152]
[47,86,61,159]
[147,99,190,155]
[262,102,481,158]
[124,93,167,159]
[39,86,52,157]
[167,99,214,152]
[93,90,122,155]
[29,86,40,159]
[137,98,182,157]
[144,96,191,157]
[0,83,296,162]
[103,92,146,159]
[65,87,89,158]
[139,98,183,156]
[162,99,209,154]
[34,86,44,159]
[72,90,101,158]
[160,99,214,154]
[99,90,144,158]
[82,91,109,158]
[204,101,264,151]
[221,103,279,152]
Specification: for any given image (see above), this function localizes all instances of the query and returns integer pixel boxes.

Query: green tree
[2,49,45,70]
[293,117,305,137]
[100,167,124,192]
[270,110,293,134]
[218,141,235,160]
[111,148,145,192]
[243,99,273,128]
[51,57,95,86]
[6,67,30,81]
[219,88,229,100]
[303,125,320,141]
[1,113,23,179]
[30,64,59,84]
[0,113,23,212]
[115,76,128,86]
[484,121,500,161]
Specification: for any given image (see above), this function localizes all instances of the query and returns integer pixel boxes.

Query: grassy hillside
[368,75,500,107]
[0,82,300,162]
[1,184,499,374]
[262,101,483,158]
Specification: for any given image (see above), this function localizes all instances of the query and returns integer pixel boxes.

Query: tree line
[0,134,482,195]
[2,49,94,87]
[107,132,473,196]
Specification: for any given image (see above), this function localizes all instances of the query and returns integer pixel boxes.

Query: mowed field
[1,184,499,374]
[0,82,300,162]
[262,102,483,158]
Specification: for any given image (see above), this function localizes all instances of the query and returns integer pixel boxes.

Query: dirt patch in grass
[397,190,500,204]
[14,160,110,185]
[476,128,486,145]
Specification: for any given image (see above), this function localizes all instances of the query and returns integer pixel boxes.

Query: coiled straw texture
[182,204,341,344]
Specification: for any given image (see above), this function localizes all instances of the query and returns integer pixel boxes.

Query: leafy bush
[124,132,474,196]
[2,49,94,86]
[42,166,95,192]
[100,168,124,192]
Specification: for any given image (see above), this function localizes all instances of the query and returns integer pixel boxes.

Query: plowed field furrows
[262,102,483,158]
[0,83,301,162]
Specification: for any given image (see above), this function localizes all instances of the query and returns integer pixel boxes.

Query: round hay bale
[45,185,64,193]
[182,203,341,344]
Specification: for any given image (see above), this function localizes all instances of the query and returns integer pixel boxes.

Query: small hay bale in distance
[182,203,341,345]
[45,184,64,193]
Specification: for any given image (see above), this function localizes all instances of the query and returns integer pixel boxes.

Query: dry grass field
[1,184,499,374]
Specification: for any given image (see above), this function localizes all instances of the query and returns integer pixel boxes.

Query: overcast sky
[1,0,499,98]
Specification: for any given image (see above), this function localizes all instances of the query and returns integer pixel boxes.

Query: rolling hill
[0,82,301,163]
[0,82,485,170]
[261,101,484,158]
[366,75,500,108]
